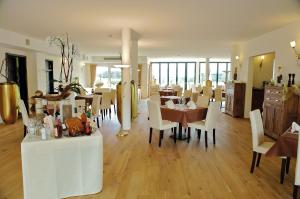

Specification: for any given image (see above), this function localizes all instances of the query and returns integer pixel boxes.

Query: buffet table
[21,130,103,199]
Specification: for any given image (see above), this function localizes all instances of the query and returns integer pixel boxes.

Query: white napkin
[187,100,197,109]
[166,100,175,109]
[291,122,300,133]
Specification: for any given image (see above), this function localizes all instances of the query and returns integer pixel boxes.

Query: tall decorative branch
[47,33,79,83]
[0,58,8,81]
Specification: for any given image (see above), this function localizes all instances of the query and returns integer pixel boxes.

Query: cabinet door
[263,103,277,138]
[225,94,233,114]
[273,106,284,137]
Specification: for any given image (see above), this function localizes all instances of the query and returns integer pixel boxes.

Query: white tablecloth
[21,130,103,199]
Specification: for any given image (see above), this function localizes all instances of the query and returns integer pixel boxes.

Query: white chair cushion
[254,141,274,154]
[187,120,205,129]
[160,120,177,130]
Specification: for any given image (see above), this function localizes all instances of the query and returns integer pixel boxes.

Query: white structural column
[205,58,210,81]
[121,28,138,131]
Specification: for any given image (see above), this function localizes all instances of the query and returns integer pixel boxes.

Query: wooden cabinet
[263,86,299,139]
[225,82,246,117]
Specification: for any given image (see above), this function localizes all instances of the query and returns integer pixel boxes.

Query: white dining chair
[150,85,160,96]
[192,92,199,103]
[100,92,112,119]
[249,109,275,173]
[183,89,192,98]
[91,94,101,128]
[196,95,209,108]
[147,100,177,147]
[214,88,224,107]
[187,102,220,146]
[203,86,213,100]
[293,136,300,198]
[18,99,30,137]
[110,89,117,113]
[75,99,86,114]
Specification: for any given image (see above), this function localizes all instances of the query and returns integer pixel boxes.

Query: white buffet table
[21,130,103,199]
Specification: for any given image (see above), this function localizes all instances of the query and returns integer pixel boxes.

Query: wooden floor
[0,100,297,199]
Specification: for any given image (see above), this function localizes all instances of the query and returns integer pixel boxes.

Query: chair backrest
[100,92,112,109]
[295,134,300,185]
[192,92,199,103]
[196,85,202,93]
[205,102,221,131]
[149,94,161,105]
[206,80,212,87]
[214,88,222,102]
[183,89,192,98]
[249,109,265,150]
[92,94,101,116]
[196,95,209,108]
[18,99,29,127]
[79,87,86,96]
[147,100,163,129]
[75,99,86,113]
[150,85,160,96]
[203,86,213,98]
[110,89,116,105]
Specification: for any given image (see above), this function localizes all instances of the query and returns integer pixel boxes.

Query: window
[209,63,218,87]
[160,63,168,86]
[169,63,177,85]
[111,67,122,88]
[218,63,227,86]
[96,66,109,87]
[177,63,186,89]
[199,62,206,85]
[208,62,231,87]
[152,63,160,84]
[187,63,196,89]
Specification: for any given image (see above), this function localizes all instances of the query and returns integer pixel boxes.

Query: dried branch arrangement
[0,58,8,81]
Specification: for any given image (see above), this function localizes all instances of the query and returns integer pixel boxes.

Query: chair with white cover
[205,80,212,87]
[174,86,183,97]
[293,136,300,198]
[183,89,192,98]
[214,88,224,107]
[203,86,213,100]
[249,109,275,173]
[196,95,210,108]
[196,85,202,93]
[187,102,221,146]
[100,92,112,119]
[147,100,177,147]
[192,92,199,103]
[110,89,117,113]
[18,99,29,137]
[150,85,160,96]
[91,94,101,128]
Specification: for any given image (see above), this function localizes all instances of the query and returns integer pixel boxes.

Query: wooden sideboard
[225,82,246,117]
[263,86,299,139]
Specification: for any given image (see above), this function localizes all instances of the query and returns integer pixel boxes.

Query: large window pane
[96,66,109,87]
[111,67,121,88]
[160,63,168,87]
[227,63,231,81]
[187,63,195,89]
[169,63,177,85]
[177,63,186,89]
[209,63,218,87]
[199,62,206,85]
[218,63,227,86]
[152,63,160,85]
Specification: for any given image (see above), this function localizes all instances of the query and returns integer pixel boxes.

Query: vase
[292,74,295,85]
[0,82,20,124]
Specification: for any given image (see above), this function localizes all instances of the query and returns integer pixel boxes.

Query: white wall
[233,19,300,117]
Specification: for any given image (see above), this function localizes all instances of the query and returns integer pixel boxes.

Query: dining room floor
[0,100,296,199]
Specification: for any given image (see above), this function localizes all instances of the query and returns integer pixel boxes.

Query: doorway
[250,52,275,112]
[6,53,28,110]
[45,60,55,94]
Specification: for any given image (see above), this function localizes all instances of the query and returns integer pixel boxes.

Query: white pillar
[205,58,210,81]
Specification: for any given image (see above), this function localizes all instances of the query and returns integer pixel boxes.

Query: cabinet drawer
[264,96,282,105]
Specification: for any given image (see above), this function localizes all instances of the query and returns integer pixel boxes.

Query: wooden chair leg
[159,130,164,147]
[149,127,153,143]
[213,129,216,145]
[197,129,201,140]
[187,127,191,143]
[205,131,208,148]
[256,153,261,167]
[280,158,287,184]
[173,127,177,144]
[293,185,298,199]
[250,151,257,173]
[286,157,291,174]
[96,117,100,128]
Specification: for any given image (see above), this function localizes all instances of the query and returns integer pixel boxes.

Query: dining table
[159,89,177,96]
[160,96,190,105]
[75,95,94,106]
[161,104,207,140]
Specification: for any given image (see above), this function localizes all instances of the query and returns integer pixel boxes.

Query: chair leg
[213,129,216,145]
[114,105,116,113]
[159,130,164,147]
[256,153,261,167]
[280,158,287,184]
[197,129,201,140]
[109,109,111,119]
[293,185,298,199]
[205,131,208,148]
[250,151,257,173]
[24,125,27,137]
[173,127,177,144]
[187,127,191,143]
[101,110,104,120]
[96,117,100,128]
[149,127,153,143]
[286,157,291,174]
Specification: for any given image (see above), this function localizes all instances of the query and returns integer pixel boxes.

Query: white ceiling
[0,0,300,58]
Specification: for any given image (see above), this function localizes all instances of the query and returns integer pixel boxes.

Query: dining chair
[75,99,86,114]
[293,136,300,198]
[192,92,199,103]
[100,92,112,119]
[150,85,160,96]
[205,80,212,87]
[183,89,192,98]
[196,95,209,108]
[187,102,220,146]
[203,86,213,100]
[91,94,101,128]
[147,100,177,147]
[214,88,224,107]
[110,89,117,113]
[196,85,202,93]
[18,99,30,137]
[176,87,183,97]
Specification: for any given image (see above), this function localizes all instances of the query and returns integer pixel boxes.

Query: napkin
[165,100,175,109]
[291,122,300,133]
[187,100,197,109]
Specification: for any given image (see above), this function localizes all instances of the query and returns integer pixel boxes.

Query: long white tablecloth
[21,130,103,199]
